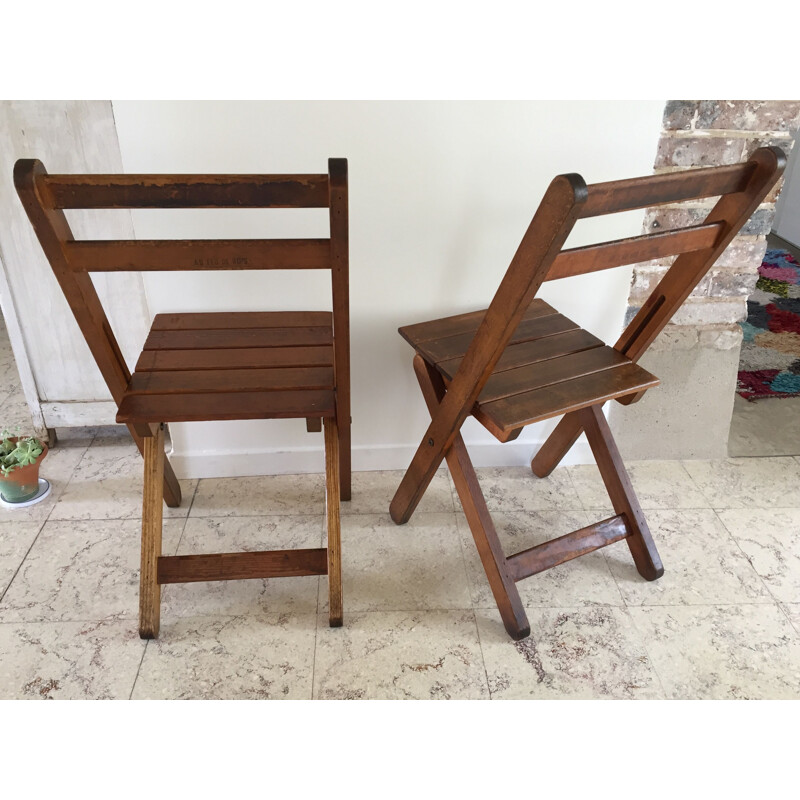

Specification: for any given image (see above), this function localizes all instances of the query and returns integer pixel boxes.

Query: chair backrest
[13,158,350,414]
[436,146,785,436]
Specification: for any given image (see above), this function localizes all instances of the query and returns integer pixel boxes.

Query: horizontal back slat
[545,222,723,281]
[580,162,754,218]
[41,174,330,208]
[65,239,331,271]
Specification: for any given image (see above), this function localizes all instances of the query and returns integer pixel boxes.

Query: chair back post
[328,158,351,498]
[614,146,786,362]
[390,173,588,523]
[15,159,182,506]
[14,159,133,407]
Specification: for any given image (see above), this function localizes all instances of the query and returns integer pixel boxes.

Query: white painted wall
[112,101,666,478]
[774,128,800,247]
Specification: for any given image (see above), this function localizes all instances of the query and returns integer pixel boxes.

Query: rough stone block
[670,297,747,325]
[715,236,767,269]
[695,101,800,132]
[662,101,698,131]
[627,265,668,305]
[655,136,747,168]
[644,206,775,237]
[742,135,795,158]
[663,101,800,133]
[708,269,759,297]
[766,175,786,204]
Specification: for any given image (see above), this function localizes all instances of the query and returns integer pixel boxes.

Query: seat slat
[479,363,660,434]
[477,346,630,404]
[66,239,331,271]
[127,367,334,395]
[42,173,330,209]
[416,312,579,364]
[135,346,333,372]
[143,326,332,351]
[436,328,604,381]
[399,299,556,346]
[117,389,335,423]
[151,311,332,331]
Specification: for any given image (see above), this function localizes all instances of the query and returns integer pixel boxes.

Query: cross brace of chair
[410,354,661,641]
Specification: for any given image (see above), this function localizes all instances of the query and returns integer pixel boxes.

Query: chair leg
[128,422,182,508]
[139,423,164,639]
[337,409,351,502]
[530,411,583,478]
[324,417,343,627]
[412,356,530,640]
[578,405,664,581]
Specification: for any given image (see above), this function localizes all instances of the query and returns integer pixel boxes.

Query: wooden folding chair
[15,158,351,637]
[390,147,786,641]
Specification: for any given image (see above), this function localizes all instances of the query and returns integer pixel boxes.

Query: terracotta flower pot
[0,438,48,503]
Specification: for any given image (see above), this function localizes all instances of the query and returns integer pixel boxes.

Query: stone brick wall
[609,101,800,460]
[626,100,800,329]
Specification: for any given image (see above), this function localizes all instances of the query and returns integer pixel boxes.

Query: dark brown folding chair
[390,147,785,641]
[15,158,351,637]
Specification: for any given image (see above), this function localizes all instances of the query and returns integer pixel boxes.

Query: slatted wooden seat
[390,147,786,641]
[400,299,659,442]
[15,158,350,638]
[118,311,336,423]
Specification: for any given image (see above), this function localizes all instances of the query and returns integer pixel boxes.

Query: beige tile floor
[1,320,800,700]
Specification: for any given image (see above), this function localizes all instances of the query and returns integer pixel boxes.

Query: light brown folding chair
[15,158,351,638]
[390,147,785,641]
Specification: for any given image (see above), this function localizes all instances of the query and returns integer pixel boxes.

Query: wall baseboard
[168,439,596,480]
[42,401,117,428]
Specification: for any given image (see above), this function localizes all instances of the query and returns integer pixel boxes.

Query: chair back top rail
[579,160,756,218]
[39,173,331,208]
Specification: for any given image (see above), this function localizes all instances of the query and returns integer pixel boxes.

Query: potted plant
[0,430,48,504]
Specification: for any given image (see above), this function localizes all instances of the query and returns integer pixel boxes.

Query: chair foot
[638,562,665,582]
[507,622,532,641]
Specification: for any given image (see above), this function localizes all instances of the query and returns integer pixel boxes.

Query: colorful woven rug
[737,248,800,400]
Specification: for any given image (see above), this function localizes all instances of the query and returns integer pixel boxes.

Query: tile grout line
[0,516,48,606]
[310,607,320,700]
[311,505,324,700]
[712,507,799,623]
[129,639,149,700]
[777,603,800,637]
[623,604,670,700]
[0,440,91,605]
[172,480,201,555]
[678,459,718,509]
[469,607,493,700]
